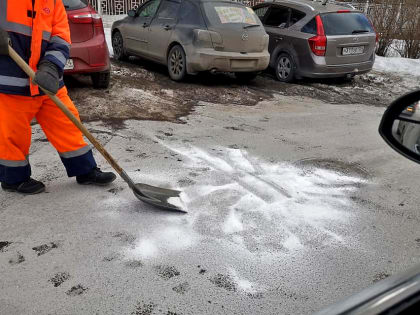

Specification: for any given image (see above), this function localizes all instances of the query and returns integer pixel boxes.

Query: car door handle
[163,25,172,31]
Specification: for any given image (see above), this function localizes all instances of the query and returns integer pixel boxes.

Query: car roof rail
[275,0,315,11]
[310,0,356,9]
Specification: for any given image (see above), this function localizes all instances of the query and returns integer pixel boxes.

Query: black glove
[34,60,60,94]
[0,28,10,55]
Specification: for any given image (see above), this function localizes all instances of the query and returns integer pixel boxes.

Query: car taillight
[193,29,223,50]
[68,13,101,24]
[367,17,379,43]
[69,11,104,36]
[260,34,269,51]
[308,15,326,56]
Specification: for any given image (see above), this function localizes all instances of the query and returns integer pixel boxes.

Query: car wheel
[168,45,187,81]
[112,31,128,61]
[275,53,295,83]
[91,71,110,89]
[235,72,259,82]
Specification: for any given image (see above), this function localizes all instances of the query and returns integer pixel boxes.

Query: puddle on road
[294,158,371,179]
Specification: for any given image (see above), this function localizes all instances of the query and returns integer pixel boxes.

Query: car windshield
[321,12,374,36]
[62,0,88,10]
[202,2,261,26]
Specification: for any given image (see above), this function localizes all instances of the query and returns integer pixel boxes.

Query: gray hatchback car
[111,0,270,81]
[253,0,377,82]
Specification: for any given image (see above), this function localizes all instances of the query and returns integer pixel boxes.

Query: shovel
[8,46,186,213]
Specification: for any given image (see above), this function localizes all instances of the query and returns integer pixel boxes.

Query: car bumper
[65,34,110,75]
[187,49,270,74]
[299,60,374,79]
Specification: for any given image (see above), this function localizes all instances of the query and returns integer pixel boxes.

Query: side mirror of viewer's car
[379,90,420,164]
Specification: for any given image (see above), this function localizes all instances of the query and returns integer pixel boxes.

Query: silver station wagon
[253,0,378,82]
[112,0,270,81]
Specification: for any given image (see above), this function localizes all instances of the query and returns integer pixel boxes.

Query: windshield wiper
[243,24,260,29]
[352,30,369,34]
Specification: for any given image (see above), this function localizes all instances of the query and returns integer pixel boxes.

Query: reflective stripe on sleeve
[43,31,52,41]
[45,50,67,66]
[50,36,70,49]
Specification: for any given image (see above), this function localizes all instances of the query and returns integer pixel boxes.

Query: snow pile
[374,55,420,77]
[104,28,113,57]
[122,145,365,261]
[102,15,126,28]
[229,268,263,294]
[127,225,198,260]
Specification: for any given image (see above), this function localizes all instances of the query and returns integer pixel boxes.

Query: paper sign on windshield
[214,6,258,24]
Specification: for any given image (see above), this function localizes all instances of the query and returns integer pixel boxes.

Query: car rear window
[203,2,261,26]
[321,12,374,36]
[63,0,88,10]
[254,6,269,21]
[301,17,316,34]
[264,6,289,27]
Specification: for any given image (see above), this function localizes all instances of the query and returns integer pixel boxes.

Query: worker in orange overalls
[0,0,116,194]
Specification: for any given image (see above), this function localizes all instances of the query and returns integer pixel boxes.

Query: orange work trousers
[0,87,96,184]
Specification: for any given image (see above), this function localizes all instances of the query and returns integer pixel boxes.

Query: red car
[63,0,110,88]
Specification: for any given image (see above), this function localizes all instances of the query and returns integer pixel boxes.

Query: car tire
[167,45,187,81]
[91,71,110,89]
[235,72,259,82]
[275,53,295,83]
[112,31,128,61]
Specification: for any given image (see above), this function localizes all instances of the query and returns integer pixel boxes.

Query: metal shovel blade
[132,183,187,213]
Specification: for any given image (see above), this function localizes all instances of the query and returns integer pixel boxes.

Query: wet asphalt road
[1,70,420,315]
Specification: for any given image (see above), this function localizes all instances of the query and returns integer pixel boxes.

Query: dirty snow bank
[374,55,420,77]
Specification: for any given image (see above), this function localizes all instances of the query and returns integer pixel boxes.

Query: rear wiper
[352,30,369,34]
[243,24,260,29]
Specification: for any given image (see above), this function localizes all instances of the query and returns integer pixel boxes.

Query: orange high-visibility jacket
[0,0,71,96]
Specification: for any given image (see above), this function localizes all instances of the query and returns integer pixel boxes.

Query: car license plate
[342,46,364,55]
[230,59,257,69]
[64,59,74,70]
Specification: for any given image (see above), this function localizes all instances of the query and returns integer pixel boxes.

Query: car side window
[289,9,306,26]
[179,0,205,27]
[138,0,161,18]
[264,6,290,28]
[301,18,316,34]
[157,0,181,19]
[254,6,269,21]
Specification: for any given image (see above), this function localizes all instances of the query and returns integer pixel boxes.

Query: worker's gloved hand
[0,28,10,55]
[34,60,60,94]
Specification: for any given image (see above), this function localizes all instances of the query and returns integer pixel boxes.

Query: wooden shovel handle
[8,46,125,176]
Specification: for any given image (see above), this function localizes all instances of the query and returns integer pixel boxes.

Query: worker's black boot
[76,167,116,186]
[1,178,45,194]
